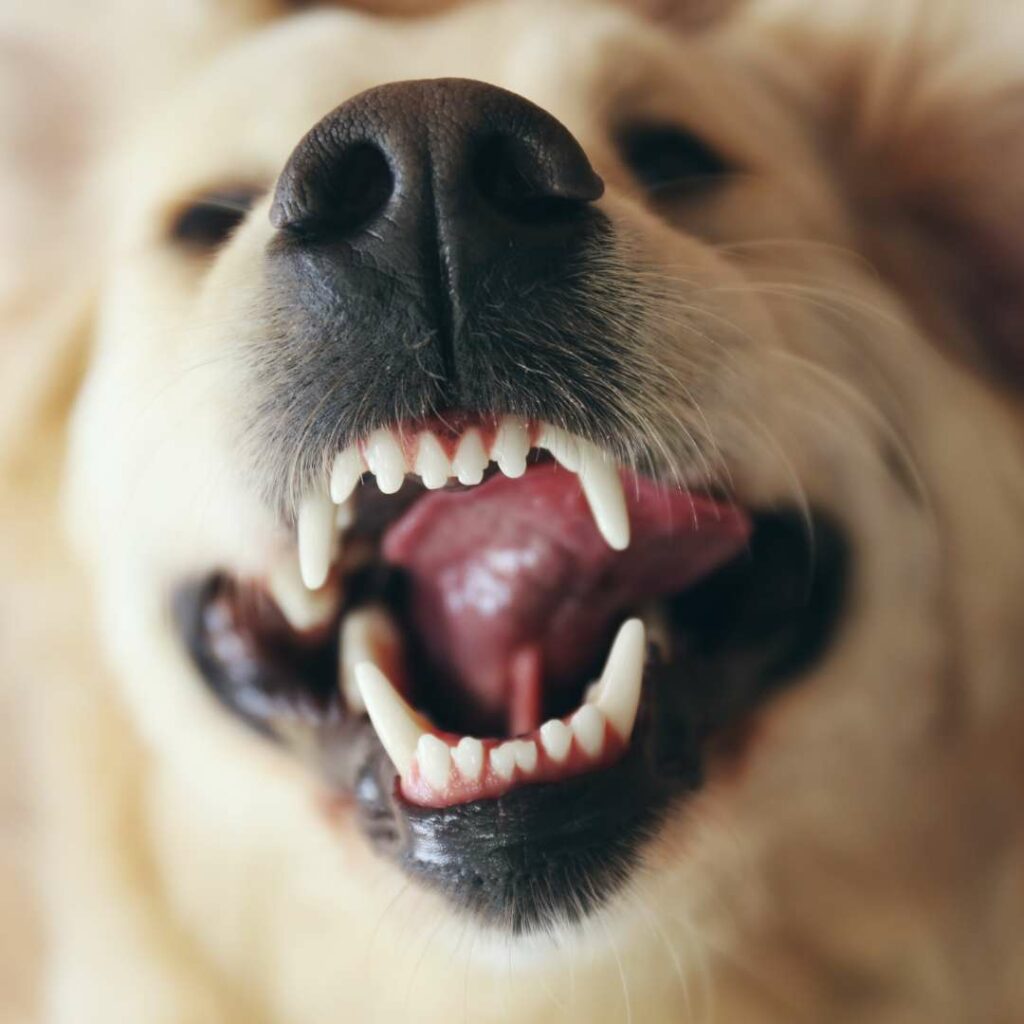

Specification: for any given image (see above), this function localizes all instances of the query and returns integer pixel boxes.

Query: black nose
[271,77,602,249]
[262,80,626,483]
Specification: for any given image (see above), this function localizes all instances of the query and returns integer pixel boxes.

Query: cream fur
[3,1,1024,1022]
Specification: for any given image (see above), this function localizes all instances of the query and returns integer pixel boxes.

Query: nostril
[473,135,602,226]
[272,142,393,241]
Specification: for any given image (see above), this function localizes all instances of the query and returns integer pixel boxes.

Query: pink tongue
[382,464,751,735]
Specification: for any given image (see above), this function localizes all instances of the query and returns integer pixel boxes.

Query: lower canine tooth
[452,736,484,781]
[539,719,572,762]
[339,607,402,715]
[490,743,517,780]
[355,662,424,776]
[297,490,335,591]
[570,704,605,758]
[365,429,406,494]
[595,618,646,742]
[416,734,451,791]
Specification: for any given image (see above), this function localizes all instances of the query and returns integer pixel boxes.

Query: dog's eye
[168,187,262,249]
[618,125,731,196]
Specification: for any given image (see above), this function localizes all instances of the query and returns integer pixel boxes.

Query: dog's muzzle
[173,79,849,932]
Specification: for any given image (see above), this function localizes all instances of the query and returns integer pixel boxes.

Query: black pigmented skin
[250,80,645,507]
[356,694,693,935]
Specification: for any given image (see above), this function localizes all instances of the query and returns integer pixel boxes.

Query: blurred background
[0,0,1018,1020]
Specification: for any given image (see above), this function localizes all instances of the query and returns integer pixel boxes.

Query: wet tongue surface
[382,464,751,735]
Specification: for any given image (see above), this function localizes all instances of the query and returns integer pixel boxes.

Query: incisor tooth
[512,739,538,773]
[595,618,646,741]
[355,662,424,776]
[452,736,484,781]
[330,446,365,504]
[539,719,572,762]
[571,704,605,758]
[365,429,406,494]
[493,418,529,478]
[414,432,451,489]
[297,490,335,591]
[490,743,517,780]
[416,734,451,791]
[577,443,630,551]
[339,607,401,715]
[538,423,581,471]
[452,428,488,485]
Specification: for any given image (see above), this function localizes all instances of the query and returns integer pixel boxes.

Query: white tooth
[490,743,517,781]
[364,429,406,494]
[577,442,630,551]
[297,490,335,591]
[354,661,424,776]
[335,500,355,531]
[452,428,488,485]
[330,446,365,504]
[493,418,529,478]
[512,739,538,774]
[584,680,602,705]
[571,704,606,758]
[416,734,451,792]
[595,618,646,742]
[452,736,484,782]
[414,432,451,490]
[539,719,572,762]
[538,423,581,472]
[339,606,401,715]
[269,558,338,632]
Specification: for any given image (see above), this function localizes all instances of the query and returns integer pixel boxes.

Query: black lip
[173,510,848,933]
[351,657,694,934]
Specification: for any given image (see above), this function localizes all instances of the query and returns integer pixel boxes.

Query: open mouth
[175,416,846,929]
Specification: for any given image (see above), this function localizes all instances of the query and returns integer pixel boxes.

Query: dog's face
[63,0,1024,1016]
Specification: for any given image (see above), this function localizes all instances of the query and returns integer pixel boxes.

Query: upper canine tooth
[330,446,365,504]
[416,734,452,792]
[297,490,336,591]
[364,429,406,494]
[354,661,425,776]
[339,606,402,715]
[595,618,646,742]
[493,418,529,478]
[452,428,488,485]
[269,557,339,631]
[414,432,451,489]
[577,442,630,551]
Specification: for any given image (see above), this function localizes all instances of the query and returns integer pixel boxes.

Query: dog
[3,0,1023,1020]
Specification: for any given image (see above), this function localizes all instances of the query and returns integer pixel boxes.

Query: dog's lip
[175,505,847,930]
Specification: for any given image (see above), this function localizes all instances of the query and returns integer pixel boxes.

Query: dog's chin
[171,418,847,934]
